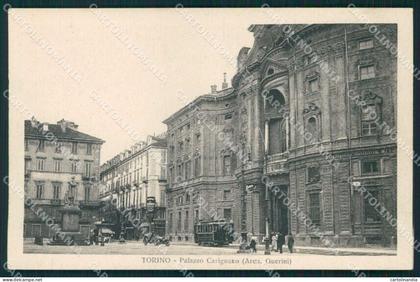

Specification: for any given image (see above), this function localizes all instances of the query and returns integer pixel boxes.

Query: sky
[10,9,255,162]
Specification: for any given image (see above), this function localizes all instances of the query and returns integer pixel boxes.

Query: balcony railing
[50,199,61,205]
[79,200,101,207]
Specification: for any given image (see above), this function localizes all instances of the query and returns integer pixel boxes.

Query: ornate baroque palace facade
[24,118,104,239]
[164,24,397,247]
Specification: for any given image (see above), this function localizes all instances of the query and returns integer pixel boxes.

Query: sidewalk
[171,241,397,256]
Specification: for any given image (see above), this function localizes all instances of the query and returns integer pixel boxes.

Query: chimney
[210,84,217,94]
[30,116,39,128]
[57,119,78,132]
[42,123,49,132]
[222,73,228,90]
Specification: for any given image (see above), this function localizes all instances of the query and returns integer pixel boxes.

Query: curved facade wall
[165,24,397,247]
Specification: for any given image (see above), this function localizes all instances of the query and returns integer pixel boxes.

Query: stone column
[286,116,290,151]
[264,120,269,154]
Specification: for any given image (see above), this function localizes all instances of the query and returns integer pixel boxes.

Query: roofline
[25,134,105,144]
[100,140,167,174]
[163,88,235,124]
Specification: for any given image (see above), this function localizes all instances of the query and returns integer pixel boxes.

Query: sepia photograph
[6,7,413,271]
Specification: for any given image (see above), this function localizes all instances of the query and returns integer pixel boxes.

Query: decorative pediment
[261,59,288,78]
[361,90,382,104]
[193,149,201,157]
[305,71,320,81]
[303,103,321,115]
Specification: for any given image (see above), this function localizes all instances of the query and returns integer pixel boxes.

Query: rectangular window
[71,161,78,173]
[360,65,375,80]
[36,183,44,199]
[361,160,380,175]
[54,159,62,172]
[309,192,321,227]
[71,142,78,154]
[364,190,382,223]
[169,213,173,233]
[25,159,31,174]
[195,134,201,144]
[223,155,231,175]
[25,139,29,151]
[308,78,319,92]
[185,161,191,180]
[84,161,92,177]
[307,167,320,183]
[359,39,373,50]
[37,140,45,152]
[53,183,61,199]
[36,158,45,171]
[194,209,199,223]
[223,208,232,220]
[177,164,182,179]
[169,167,174,183]
[160,190,166,206]
[194,156,201,177]
[86,144,92,155]
[223,190,231,200]
[185,210,189,232]
[160,164,166,180]
[362,122,378,136]
[361,105,378,136]
[84,185,91,201]
[177,211,182,231]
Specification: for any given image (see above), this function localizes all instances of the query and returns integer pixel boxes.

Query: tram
[193,220,235,246]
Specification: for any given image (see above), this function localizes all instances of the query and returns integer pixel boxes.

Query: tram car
[193,220,235,246]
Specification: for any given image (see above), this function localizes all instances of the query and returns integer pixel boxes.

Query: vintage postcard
[7,7,413,270]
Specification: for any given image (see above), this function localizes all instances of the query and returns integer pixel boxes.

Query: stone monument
[48,177,86,245]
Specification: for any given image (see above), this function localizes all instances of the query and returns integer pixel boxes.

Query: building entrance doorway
[270,185,289,235]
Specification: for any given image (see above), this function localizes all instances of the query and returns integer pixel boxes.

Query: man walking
[277,232,285,254]
[286,233,295,253]
[271,232,277,252]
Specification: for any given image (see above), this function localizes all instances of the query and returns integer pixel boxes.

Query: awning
[100,228,115,234]
[139,222,150,228]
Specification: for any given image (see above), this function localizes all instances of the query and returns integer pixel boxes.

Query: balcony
[82,175,97,182]
[50,199,62,205]
[265,152,289,175]
[79,200,101,207]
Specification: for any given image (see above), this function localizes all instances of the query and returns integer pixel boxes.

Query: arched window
[265,89,285,112]
[306,116,319,144]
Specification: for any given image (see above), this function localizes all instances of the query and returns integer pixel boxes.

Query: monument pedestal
[48,204,87,246]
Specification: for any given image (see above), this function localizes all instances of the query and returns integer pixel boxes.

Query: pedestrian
[93,228,99,245]
[89,229,94,245]
[277,232,285,253]
[271,233,277,252]
[287,233,295,253]
[249,238,257,253]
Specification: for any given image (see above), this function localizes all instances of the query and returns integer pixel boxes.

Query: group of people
[270,232,294,253]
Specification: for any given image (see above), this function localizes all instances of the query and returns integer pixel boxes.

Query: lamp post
[263,132,270,255]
